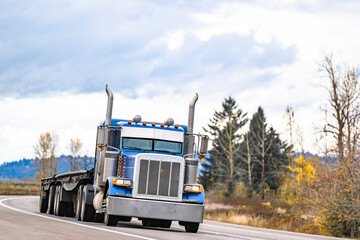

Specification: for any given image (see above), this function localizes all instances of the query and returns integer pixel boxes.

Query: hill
[0,155,94,181]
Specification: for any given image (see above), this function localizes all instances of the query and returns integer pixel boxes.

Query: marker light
[201,158,205,163]
[97,146,103,152]
[161,123,165,127]
[152,122,156,126]
[175,124,179,129]
[128,120,132,124]
[184,184,203,193]
[143,122,147,126]
[112,178,132,187]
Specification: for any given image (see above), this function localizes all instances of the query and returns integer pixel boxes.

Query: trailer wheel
[104,188,118,226]
[80,186,95,222]
[54,186,66,216]
[75,185,84,221]
[47,186,56,214]
[39,192,48,213]
[184,222,199,233]
[65,202,75,217]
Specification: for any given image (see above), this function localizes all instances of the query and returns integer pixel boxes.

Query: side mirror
[199,135,209,159]
[96,127,107,147]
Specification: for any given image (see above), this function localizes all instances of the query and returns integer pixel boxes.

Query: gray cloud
[0,0,296,99]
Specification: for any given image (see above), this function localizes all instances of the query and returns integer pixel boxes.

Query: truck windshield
[122,138,182,154]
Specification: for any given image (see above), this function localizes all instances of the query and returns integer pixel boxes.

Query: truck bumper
[107,196,204,223]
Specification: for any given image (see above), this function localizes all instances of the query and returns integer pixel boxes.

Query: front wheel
[185,222,199,233]
[104,188,118,226]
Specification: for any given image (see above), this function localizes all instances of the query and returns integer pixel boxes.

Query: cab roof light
[161,123,165,127]
[152,122,156,126]
[143,121,147,126]
[175,124,179,129]
[128,120,132,124]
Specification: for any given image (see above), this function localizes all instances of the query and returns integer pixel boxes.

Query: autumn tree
[200,96,248,196]
[69,138,83,171]
[34,131,58,179]
[316,53,360,237]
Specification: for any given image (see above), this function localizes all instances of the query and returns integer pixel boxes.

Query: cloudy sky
[1,0,360,164]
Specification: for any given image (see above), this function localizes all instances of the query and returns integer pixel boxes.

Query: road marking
[202,221,344,240]
[0,196,157,240]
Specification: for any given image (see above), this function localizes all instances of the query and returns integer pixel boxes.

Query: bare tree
[69,138,83,171]
[34,132,58,179]
[315,52,360,237]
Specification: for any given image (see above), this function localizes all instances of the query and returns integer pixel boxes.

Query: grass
[204,192,322,235]
[0,181,40,195]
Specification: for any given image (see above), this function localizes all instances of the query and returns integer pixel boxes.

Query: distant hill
[0,155,94,181]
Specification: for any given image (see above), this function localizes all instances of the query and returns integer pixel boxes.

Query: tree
[247,107,290,199]
[69,138,83,171]
[315,53,360,237]
[200,96,248,196]
[34,132,58,179]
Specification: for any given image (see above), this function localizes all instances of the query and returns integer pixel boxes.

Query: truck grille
[133,154,184,201]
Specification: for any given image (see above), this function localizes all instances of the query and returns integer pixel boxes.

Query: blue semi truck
[39,85,208,233]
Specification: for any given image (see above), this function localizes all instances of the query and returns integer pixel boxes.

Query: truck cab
[92,86,208,232]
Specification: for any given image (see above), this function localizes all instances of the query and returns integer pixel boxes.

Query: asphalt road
[0,195,347,240]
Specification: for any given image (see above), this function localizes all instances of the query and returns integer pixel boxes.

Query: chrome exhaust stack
[184,93,199,184]
[96,85,115,188]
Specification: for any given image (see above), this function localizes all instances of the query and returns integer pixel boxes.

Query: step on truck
[39,85,209,233]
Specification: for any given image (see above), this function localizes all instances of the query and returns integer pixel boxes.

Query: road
[0,195,346,240]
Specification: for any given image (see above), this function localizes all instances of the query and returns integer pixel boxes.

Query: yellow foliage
[289,155,316,187]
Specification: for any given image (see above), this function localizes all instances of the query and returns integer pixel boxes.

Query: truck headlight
[112,178,132,187]
[184,184,203,193]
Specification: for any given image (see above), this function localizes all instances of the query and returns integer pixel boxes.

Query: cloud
[1,0,360,163]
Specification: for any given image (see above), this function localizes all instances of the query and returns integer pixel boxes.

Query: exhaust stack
[187,93,198,136]
[96,85,115,188]
[184,93,199,184]
[105,84,113,127]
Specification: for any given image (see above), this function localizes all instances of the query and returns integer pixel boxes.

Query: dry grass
[204,192,321,235]
[0,181,40,195]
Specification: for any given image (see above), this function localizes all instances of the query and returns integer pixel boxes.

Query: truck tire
[184,222,199,233]
[80,185,95,222]
[47,186,56,214]
[75,185,84,221]
[104,188,118,226]
[39,193,48,213]
[65,202,75,217]
[54,186,66,216]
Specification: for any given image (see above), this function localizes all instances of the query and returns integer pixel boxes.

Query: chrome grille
[133,154,184,201]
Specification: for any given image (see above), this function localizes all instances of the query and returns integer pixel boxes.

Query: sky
[1,0,360,164]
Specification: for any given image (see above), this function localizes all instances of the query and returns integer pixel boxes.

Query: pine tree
[247,107,290,199]
[200,96,248,196]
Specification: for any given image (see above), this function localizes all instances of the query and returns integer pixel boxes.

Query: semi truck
[39,85,208,233]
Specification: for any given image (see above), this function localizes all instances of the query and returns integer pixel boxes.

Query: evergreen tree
[247,107,290,199]
[200,96,248,196]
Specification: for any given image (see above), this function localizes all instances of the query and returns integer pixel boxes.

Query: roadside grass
[0,181,40,195]
[204,192,322,235]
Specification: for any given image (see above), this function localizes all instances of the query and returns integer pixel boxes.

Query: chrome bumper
[107,196,204,223]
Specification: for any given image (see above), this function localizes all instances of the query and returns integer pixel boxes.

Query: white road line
[0,196,157,240]
[172,226,265,240]
[202,221,345,240]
